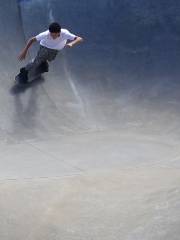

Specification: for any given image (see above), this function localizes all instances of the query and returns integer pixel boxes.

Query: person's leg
[38,61,49,72]
[19,46,49,83]
[38,48,58,73]
[25,47,58,73]
[25,46,49,72]
[47,48,58,62]
[19,46,58,83]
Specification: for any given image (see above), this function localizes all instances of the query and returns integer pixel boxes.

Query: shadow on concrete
[10,76,45,95]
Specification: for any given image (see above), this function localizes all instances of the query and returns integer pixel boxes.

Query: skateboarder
[18,22,83,83]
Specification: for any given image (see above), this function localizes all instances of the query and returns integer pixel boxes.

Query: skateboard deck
[14,60,48,86]
[14,72,41,86]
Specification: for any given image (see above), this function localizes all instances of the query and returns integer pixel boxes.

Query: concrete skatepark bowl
[0,0,180,239]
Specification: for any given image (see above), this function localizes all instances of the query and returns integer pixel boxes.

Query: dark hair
[49,22,61,33]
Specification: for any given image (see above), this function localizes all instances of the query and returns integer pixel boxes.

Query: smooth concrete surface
[1,169,180,240]
[0,0,180,239]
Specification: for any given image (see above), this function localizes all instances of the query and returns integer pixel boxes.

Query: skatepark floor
[1,130,180,239]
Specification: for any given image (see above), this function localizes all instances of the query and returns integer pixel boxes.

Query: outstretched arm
[66,36,84,48]
[18,37,37,61]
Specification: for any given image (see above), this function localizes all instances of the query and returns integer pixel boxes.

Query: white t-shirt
[35,28,77,50]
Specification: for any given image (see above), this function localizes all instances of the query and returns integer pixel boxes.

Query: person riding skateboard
[18,22,83,83]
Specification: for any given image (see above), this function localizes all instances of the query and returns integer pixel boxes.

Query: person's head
[49,22,61,39]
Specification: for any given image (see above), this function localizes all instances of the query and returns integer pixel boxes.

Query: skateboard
[15,72,41,86]
[14,61,49,86]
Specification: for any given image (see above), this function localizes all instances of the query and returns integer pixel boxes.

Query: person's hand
[18,50,27,61]
[66,43,73,48]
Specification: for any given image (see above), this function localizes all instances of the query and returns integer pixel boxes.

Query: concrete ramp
[0,0,180,239]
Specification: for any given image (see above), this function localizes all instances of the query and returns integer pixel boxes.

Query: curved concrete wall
[0,0,180,140]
